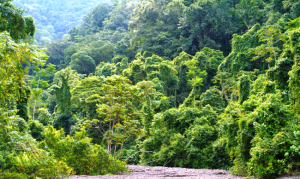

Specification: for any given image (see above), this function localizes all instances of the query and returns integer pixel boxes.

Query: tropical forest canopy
[12,0,112,44]
[1,0,300,178]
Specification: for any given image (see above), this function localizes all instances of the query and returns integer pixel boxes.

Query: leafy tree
[36,108,53,125]
[159,61,179,97]
[103,1,134,31]
[200,87,226,112]
[235,0,264,30]
[46,38,72,69]
[184,59,206,107]
[136,80,161,135]
[238,75,250,104]
[0,31,71,178]
[283,0,300,18]
[83,4,112,33]
[0,32,46,111]
[50,68,80,133]
[288,30,300,113]
[96,75,143,158]
[70,51,96,75]
[251,25,286,69]
[71,76,103,120]
[173,52,193,105]
[0,0,35,41]
[28,63,55,121]
[85,40,115,65]
[193,47,224,89]
[96,62,116,77]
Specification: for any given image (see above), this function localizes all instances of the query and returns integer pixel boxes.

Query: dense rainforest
[1,0,300,178]
[13,0,112,44]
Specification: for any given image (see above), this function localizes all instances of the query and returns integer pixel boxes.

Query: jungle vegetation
[12,0,112,44]
[1,0,300,178]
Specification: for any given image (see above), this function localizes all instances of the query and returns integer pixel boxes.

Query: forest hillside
[13,0,112,44]
[1,0,300,178]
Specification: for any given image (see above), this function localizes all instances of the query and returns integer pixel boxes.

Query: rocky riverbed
[69,165,300,179]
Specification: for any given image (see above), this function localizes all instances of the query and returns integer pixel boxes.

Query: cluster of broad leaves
[2,0,300,179]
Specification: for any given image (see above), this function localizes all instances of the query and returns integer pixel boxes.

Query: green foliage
[193,47,224,89]
[41,126,127,175]
[251,25,286,69]
[140,105,230,169]
[96,75,143,158]
[96,62,116,77]
[71,76,103,120]
[0,0,35,41]
[288,30,300,113]
[50,68,80,114]
[70,51,96,75]
[0,149,72,179]
[268,58,294,92]
[13,0,112,44]
[49,68,80,133]
[245,94,294,178]
[235,0,264,30]
[219,90,300,178]
[239,75,250,104]
[83,4,112,33]
[0,30,73,178]
[200,87,225,112]
[3,0,300,178]
[29,120,45,141]
[36,108,53,126]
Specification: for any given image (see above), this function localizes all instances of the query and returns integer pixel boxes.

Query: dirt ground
[69,165,300,179]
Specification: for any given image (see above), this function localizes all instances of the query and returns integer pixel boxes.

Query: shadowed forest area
[1,0,300,178]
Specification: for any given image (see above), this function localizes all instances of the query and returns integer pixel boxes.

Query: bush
[41,126,127,175]
[29,120,45,141]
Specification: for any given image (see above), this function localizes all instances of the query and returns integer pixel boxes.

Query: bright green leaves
[51,68,80,114]
[283,0,300,18]
[288,30,300,113]
[0,32,45,107]
[159,61,179,97]
[251,25,286,68]
[96,75,143,158]
[27,63,55,121]
[48,68,80,134]
[267,57,294,91]
[219,91,297,177]
[41,126,127,175]
[71,76,103,120]
[286,17,300,31]
[0,32,72,179]
[199,87,225,112]
[245,94,294,178]
[141,105,228,169]
[183,57,207,107]
[239,75,250,104]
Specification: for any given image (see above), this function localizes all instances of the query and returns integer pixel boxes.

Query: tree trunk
[108,106,113,154]
[118,140,125,160]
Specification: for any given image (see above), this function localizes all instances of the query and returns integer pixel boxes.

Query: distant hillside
[13,0,111,44]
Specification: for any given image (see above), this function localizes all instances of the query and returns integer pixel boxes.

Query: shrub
[41,126,127,175]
